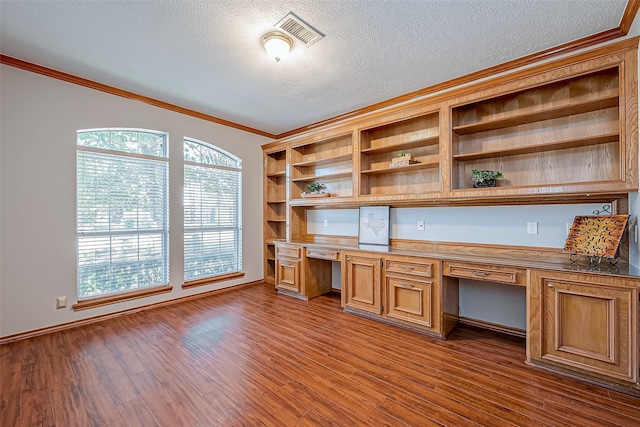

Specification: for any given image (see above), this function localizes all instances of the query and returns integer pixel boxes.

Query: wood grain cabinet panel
[530,270,639,385]
[444,262,526,286]
[386,259,433,278]
[306,247,340,261]
[343,252,382,314]
[386,277,433,327]
[383,255,442,335]
[275,258,301,294]
[275,242,304,297]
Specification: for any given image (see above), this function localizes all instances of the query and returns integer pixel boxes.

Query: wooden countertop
[278,239,640,279]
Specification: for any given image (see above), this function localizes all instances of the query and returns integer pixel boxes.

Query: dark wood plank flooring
[2,283,640,426]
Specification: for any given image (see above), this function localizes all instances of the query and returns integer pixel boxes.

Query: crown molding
[0,54,277,139]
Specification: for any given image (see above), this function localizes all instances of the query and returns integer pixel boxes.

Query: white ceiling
[0,0,628,136]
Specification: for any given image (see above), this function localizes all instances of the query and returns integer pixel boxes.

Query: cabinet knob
[401,266,415,272]
[547,283,554,288]
[400,282,415,288]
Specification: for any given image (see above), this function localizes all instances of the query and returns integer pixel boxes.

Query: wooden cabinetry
[384,255,439,331]
[275,242,333,300]
[444,262,526,286]
[449,62,636,195]
[290,133,354,201]
[342,251,382,314]
[264,149,288,284]
[275,242,303,297]
[359,112,440,197]
[342,251,446,337]
[529,270,639,386]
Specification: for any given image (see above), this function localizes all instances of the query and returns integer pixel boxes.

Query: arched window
[76,129,169,299]
[183,138,242,281]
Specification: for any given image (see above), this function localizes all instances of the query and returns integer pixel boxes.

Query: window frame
[74,128,171,310]
[183,137,244,288]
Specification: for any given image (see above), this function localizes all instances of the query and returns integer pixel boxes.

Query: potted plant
[302,182,329,198]
[470,169,503,188]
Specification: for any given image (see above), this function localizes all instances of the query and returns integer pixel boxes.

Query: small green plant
[398,152,408,157]
[306,183,325,193]
[470,169,503,188]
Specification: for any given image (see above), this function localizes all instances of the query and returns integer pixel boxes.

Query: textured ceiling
[0,0,628,135]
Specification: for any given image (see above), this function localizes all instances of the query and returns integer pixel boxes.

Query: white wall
[309,203,614,329]
[0,65,271,337]
[309,204,609,246]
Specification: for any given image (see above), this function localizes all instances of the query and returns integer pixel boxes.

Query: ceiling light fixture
[261,31,293,62]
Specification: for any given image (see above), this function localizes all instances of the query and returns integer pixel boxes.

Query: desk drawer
[386,258,433,278]
[445,262,525,286]
[306,248,340,261]
[276,244,302,259]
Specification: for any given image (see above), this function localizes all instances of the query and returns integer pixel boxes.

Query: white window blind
[184,138,242,281]
[76,129,169,299]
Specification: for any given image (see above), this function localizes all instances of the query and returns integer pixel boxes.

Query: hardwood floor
[2,283,640,426]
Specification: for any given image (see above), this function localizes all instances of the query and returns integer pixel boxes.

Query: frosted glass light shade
[261,31,293,62]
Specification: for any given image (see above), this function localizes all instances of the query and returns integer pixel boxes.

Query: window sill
[72,285,173,311]
[182,271,245,289]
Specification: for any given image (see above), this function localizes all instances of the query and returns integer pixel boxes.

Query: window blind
[77,130,168,299]
[184,139,242,281]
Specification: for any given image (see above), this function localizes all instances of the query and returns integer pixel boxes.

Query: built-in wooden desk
[274,239,640,395]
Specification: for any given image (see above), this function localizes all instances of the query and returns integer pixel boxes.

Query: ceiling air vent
[274,12,324,47]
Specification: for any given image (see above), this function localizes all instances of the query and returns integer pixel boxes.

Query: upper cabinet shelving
[359,112,440,196]
[290,133,354,200]
[450,66,630,192]
[264,39,638,211]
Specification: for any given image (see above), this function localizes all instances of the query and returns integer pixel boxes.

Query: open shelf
[291,152,352,167]
[264,148,288,283]
[292,171,352,182]
[360,135,439,155]
[290,133,354,200]
[453,133,619,161]
[360,111,441,196]
[453,92,618,135]
[361,156,440,175]
[450,66,624,191]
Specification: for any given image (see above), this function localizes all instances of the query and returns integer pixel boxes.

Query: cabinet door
[276,258,301,294]
[344,253,381,314]
[537,274,637,383]
[386,277,433,327]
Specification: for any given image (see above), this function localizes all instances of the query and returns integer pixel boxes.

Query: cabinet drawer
[445,262,525,286]
[276,244,302,259]
[385,277,433,327]
[306,248,340,261]
[276,258,301,293]
[386,258,433,278]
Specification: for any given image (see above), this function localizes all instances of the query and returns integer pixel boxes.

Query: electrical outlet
[56,296,67,309]
[417,220,425,231]
[527,222,538,235]
[323,219,328,228]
